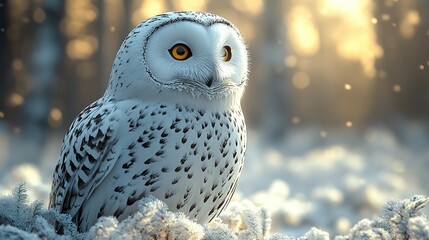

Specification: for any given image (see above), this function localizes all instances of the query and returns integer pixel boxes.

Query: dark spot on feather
[172,177,179,184]
[144,158,155,164]
[114,186,125,193]
[180,155,188,164]
[189,203,196,212]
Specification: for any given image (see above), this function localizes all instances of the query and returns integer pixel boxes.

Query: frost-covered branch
[0,182,86,240]
[0,183,428,240]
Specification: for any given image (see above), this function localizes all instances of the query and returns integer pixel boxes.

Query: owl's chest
[106,103,246,222]
[122,103,247,178]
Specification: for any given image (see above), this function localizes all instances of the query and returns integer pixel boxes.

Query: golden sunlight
[48,107,63,128]
[400,10,420,39]
[286,6,320,56]
[173,0,208,12]
[8,93,24,107]
[321,0,361,16]
[132,0,166,26]
[231,0,263,16]
[292,71,311,89]
[66,36,98,60]
[319,0,383,78]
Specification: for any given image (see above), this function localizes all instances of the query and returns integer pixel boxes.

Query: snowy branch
[0,183,428,240]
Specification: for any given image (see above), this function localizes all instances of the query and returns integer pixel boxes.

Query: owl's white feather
[49,11,248,232]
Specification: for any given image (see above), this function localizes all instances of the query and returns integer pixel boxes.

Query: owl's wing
[49,100,124,223]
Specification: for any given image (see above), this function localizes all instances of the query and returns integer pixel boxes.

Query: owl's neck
[104,86,243,113]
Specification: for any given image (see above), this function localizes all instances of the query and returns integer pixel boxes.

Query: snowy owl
[49,11,248,232]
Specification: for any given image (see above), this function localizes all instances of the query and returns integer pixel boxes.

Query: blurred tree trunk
[373,0,429,145]
[374,1,429,120]
[259,0,291,139]
[0,0,11,116]
[97,0,106,95]
[10,0,64,167]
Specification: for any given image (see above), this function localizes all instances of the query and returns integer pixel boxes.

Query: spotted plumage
[49,11,248,232]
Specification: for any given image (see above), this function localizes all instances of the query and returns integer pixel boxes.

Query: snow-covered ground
[0,124,428,239]
[240,125,429,237]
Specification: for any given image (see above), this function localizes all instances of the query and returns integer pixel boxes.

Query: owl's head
[105,11,248,109]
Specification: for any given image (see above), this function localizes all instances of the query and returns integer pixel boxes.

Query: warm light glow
[49,107,63,128]
[33,7,46,23]
[66,36,99,60]
[12,58,23,71]
[231,0,263,16]
[0,111,4,119]
[319,0,382,78]
[287,6,320,56]
[292,116,301,124]
[8,93,24,107]
[63,0,98,37]
[132,0,166,26]
[381,14,391,21]
[335,217,351,234]
[65,0,98,23]
[50,108,62,121]
[418,64,424,70]
[292,71,311,89]
[346,121,353,127]
[322,0,360,15]
[173,0,208,12]
[63,20,85,37]
[344,84,352,90]
[393,84,401,93]
[400,10,420,39]
[284,55,298,68]
[84,8,97,22]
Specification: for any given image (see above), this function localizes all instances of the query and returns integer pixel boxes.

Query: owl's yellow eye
[222,46,232,62]
[169,43,192,61]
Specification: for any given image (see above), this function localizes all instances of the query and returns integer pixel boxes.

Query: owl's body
[49,11,248,232]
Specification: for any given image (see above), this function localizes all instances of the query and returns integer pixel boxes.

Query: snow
[0,125,428,239]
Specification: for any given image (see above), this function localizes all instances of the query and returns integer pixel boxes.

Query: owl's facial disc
[144,21,248,100]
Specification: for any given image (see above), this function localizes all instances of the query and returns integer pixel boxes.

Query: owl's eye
[222,46,232,62]
[169,43,192,61]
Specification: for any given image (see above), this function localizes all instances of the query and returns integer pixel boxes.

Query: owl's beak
[205,71,221,87]
[205,78,214,87]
